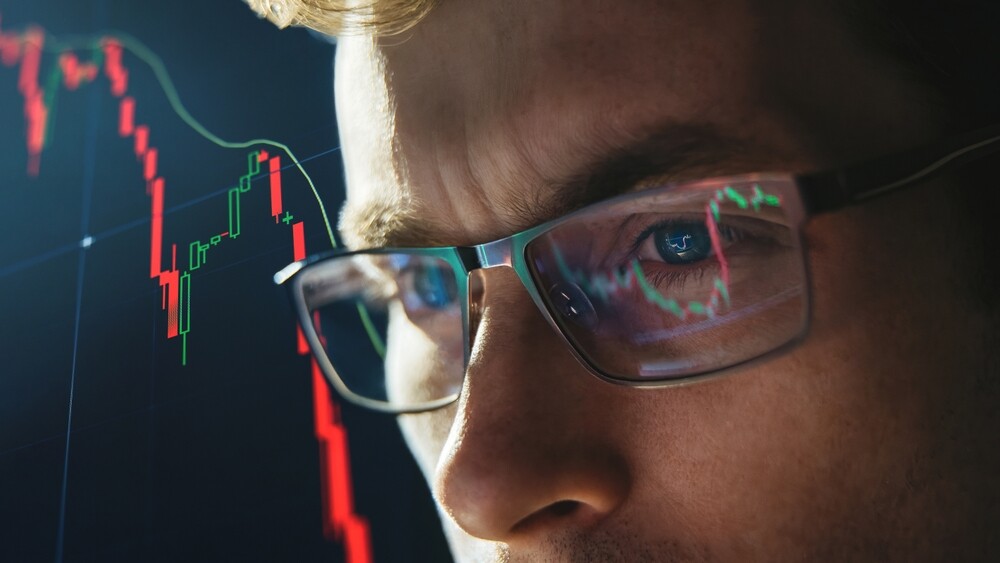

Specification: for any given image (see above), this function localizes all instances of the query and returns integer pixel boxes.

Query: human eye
[398,261,459,312]
[560,210,785,322]
[629,216,741,287]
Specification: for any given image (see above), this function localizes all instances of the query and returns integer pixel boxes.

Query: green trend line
[39,31,339,250]
[355,300,387,359]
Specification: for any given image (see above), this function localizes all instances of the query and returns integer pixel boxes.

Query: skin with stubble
[333,0,999,560]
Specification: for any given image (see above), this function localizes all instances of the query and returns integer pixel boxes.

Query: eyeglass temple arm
[796,122,1000,216]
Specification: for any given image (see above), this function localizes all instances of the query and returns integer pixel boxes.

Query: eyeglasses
[275,124,1000,414]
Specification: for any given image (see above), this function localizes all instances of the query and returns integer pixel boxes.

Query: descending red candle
[24,90,45,176]
[16,28,41,95]
[270,156,283,221]
[150,178,164,279]
[18,28,44,176]
[292,221,306,262]
[159,268,180,338]
[293,221,309,354]
[143,148,157,181]
[134,125,148,157]
[118,96,134,136]
[102,38,127,97]
[59,52,80,90]
[0,19,20,66]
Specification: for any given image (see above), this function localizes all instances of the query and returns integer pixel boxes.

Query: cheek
[385,310,460,480]
[397,406,458,484]
[620,357,889,555]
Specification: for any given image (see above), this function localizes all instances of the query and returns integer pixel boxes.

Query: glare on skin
[333,0,998,560]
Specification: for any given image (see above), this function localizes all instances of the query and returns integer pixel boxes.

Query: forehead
[334,0,905,248]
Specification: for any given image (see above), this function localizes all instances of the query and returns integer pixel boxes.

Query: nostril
[510,500,586,535]
[548,500,579,517]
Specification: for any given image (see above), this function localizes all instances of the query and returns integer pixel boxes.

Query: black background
[0,1,451,561]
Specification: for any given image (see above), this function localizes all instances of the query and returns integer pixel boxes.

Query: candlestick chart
[0,3,448,562]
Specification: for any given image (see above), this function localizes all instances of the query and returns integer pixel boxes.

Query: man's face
[333,0,997,560]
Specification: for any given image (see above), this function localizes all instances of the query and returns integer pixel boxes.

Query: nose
[434,267,630,542]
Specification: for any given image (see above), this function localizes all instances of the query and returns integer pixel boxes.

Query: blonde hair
[243,0,436,35]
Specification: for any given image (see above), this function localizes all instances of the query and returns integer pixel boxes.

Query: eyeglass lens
[298,252,466,408]
[526,178,807,381]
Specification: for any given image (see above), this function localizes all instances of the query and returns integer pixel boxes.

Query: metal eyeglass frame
[275,123,1000,414]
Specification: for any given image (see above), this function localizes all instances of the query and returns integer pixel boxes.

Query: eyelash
[628,218,744,256]
[643,266,710,287]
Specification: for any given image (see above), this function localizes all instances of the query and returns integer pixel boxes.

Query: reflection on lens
[410,262,459,310]
[526,179,806,381]
[548,282,598,328]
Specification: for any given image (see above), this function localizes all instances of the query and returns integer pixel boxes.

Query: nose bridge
[476,236,515,270]
[463,238,523,342]
[466,237,545,343]
[464,237,521,357]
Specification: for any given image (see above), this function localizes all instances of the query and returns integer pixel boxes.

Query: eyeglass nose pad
[467,270,486,352]
[547,282,598,329]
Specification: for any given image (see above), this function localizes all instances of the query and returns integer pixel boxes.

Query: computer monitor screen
[0,2,449,561]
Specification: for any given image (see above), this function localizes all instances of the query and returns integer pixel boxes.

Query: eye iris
[413,264,458,309]
[653,222,712,264]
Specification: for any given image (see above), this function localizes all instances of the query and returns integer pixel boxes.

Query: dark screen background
[0,1,451,561]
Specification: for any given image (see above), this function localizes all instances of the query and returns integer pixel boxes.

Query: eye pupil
[668,234,693,252]
[654,222,712,264]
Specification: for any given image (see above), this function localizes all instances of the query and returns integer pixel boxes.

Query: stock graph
[0,2,448,562]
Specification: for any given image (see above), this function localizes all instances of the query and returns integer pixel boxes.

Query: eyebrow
[342,122,753,249]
